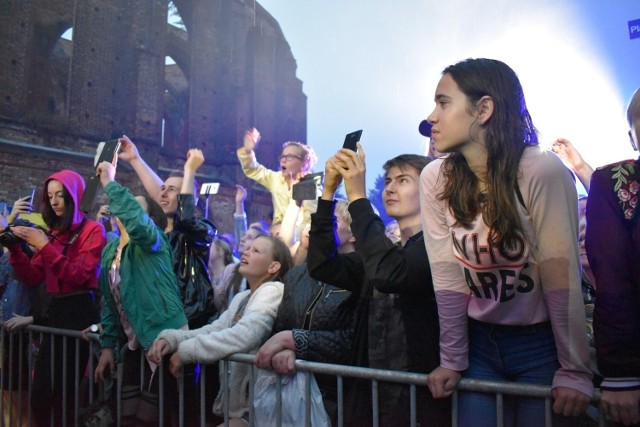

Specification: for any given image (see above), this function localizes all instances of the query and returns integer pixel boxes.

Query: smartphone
[200,182,220,195]
[23,187,36,205]
[292,172,324,201]
[342,130,363,151]
[94,139,122,167]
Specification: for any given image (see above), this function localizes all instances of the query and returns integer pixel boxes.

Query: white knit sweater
[157,280,284,418]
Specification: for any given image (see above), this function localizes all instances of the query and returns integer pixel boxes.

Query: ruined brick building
[0,0,307,234]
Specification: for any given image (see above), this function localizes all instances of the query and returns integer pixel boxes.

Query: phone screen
[342,130,363,151]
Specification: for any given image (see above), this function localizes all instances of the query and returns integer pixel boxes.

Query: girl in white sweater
[149,235,293,426]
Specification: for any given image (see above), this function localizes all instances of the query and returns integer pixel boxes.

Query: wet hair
[140,194,168,231]
[627,87,640,127]
[282,141,318,171]
[256,235,293,282]
[42,184,75,232]
[438,58,539,251]
[383,154,431,178]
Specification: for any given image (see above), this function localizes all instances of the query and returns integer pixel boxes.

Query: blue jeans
[458,319,575,427]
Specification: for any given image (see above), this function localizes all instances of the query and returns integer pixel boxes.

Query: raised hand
[321,158,343,200]
[329,142,367,201]
[184,148,205,174]
[117,135,140,163]
[96,161,116,187]
[243,128,261,152]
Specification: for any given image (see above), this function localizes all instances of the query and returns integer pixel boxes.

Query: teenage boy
[307,144,450,426]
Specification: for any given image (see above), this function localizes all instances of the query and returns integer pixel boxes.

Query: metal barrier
[0,323,606,427]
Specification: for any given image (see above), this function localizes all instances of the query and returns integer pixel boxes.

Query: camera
[0,218,36,247]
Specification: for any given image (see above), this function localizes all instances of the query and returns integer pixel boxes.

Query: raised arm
[117,135,164,200]
[551,138,594,192]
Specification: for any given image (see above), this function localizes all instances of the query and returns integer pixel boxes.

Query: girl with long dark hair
[419,58,593,426]
[9,169,106,426]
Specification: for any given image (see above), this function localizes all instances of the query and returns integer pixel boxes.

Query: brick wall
[0,0,306,236]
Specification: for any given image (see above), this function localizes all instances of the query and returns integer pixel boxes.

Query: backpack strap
[62,218,87,256]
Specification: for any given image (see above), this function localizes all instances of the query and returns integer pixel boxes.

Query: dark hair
[42,184,75,232]
[438,58,538,251]
[383,154,431,177]
[167,170,198,198]
[141,194,168,231]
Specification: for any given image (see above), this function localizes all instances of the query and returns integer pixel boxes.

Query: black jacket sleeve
[307,198,365,293]
[348,198,433,295]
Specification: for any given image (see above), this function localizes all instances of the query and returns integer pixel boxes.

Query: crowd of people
[0,57,638,427]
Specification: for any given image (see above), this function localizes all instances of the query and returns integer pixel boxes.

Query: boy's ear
[476,96,494,125]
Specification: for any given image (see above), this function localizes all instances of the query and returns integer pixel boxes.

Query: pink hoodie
[43,169,85,226]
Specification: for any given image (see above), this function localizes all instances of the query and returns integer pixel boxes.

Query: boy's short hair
[382,154,431,177]
[168,170,198,198]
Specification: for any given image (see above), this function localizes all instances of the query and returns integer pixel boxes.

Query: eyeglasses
[279,154,303,162]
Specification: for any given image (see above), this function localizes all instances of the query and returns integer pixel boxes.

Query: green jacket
[99,182,187,350]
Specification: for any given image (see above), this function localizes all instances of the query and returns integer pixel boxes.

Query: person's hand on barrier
[80,323,102,342]
[254,331,295,369]
[148,338,171,364]
[270,349,297,375]
[552,386,591,417]
[427,366,461,399]
[4,314,33,331]
[169,352,183,379]
[95,348,115,383]
[600,389,640,425]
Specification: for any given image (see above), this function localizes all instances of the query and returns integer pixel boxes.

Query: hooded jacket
[99,182,187,350]
[10,170,106,294]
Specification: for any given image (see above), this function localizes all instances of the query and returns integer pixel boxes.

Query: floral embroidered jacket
[586,158,640,391]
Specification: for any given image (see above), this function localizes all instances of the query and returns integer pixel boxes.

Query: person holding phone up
[237,128,319,237]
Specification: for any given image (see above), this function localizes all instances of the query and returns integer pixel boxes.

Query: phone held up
[292,172,324,201]
[342,130,363,152]
[80,139,122,213]
[23,187,36,205]
[200,182,220,196]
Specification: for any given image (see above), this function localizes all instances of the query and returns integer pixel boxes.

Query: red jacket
[10,169,106,294]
